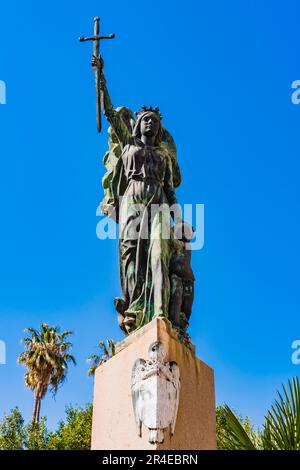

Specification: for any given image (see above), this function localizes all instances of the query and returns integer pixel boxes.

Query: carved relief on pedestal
[131,341,181,444]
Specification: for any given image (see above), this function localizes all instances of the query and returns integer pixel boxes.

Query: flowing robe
[99,93,180,333]
[118,139,177,330]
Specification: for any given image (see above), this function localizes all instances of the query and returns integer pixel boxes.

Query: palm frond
[262,377,300,450]
[221,405,257,450]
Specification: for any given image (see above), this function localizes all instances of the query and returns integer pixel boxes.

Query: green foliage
[0,404,92,450]
[87,339,116,377]
[0,407,25,450]
[25,418,50,450]
[216,405,257,450]
[261,377,300,450]
[217,377,300,450]
[47,404,92,450]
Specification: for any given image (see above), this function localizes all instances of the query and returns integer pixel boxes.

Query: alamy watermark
[0,340,6,365]
[96,202,205,251]
[0,80,6,105]
[291,340,300,365]
[291,80,300,104]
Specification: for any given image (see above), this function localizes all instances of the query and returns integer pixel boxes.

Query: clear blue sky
[0,0,299,430]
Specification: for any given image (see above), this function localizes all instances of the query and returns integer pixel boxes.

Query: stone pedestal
[91,318,216,450]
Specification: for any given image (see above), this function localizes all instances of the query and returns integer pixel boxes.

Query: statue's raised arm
[92,55,133,149]
[91,55,135,219]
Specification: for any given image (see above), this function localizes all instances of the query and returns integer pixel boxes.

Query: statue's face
[140,112,160,139]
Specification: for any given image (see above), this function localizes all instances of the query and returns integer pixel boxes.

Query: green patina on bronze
[88,52,194,338]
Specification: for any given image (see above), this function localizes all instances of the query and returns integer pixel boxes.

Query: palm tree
[219,377,300,450]
[18,323,75,424]
[87,339,116,377]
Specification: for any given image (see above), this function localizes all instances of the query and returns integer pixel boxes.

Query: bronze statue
[80,18,194,339]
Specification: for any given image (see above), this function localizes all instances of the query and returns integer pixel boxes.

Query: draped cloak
[100,108,181,332]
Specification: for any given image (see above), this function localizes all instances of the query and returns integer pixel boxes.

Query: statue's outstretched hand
[91,55,104,70]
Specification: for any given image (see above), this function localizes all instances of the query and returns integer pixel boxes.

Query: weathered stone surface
[91,318,216,450]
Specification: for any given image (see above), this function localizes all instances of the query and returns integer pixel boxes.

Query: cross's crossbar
[79,34,115,42]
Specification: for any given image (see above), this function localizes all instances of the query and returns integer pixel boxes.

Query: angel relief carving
[131,341,180,444]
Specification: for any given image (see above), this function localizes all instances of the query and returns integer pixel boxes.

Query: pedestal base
[91,318,216,450]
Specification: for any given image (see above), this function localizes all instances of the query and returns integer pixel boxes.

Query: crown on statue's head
[135,105,163,120]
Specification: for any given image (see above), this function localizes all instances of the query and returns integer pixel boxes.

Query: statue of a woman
[93,56,192,337]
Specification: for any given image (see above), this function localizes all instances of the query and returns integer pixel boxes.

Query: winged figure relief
[131,341,180,444]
